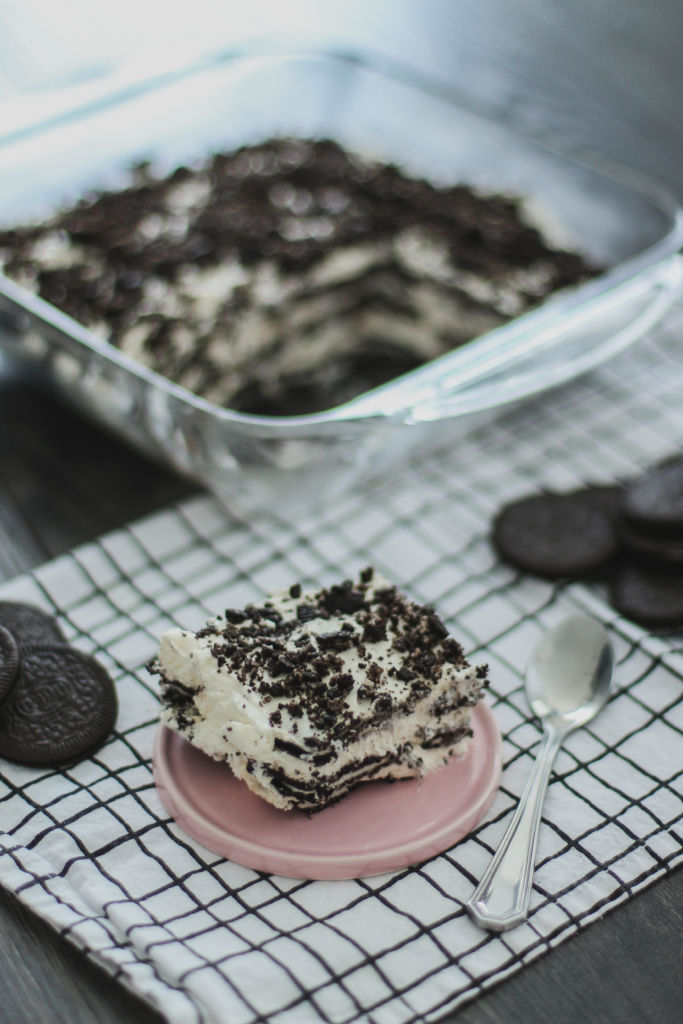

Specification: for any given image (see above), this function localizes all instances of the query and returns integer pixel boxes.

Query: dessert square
[151,568,490,812]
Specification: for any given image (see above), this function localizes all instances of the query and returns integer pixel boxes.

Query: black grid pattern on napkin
[1,303,683,1024]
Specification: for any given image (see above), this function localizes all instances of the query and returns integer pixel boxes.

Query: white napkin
[1,304,682,1024]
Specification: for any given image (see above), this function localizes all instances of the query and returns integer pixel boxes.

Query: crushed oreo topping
[157,569,482,745]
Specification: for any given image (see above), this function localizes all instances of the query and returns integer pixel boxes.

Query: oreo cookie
[0,601,65,648]
[492,488,621,579]
[491,460,683,630]
[0,644,117,767]
[0,625,19,709]
[618,520,683,566]
[620,456,683,539]
[571,483,625,520]
[610,562,683,628]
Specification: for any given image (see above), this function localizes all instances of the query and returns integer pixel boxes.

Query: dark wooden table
[1,2,682,1022]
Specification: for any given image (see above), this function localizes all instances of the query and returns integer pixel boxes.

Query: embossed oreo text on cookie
[0,644,118,767]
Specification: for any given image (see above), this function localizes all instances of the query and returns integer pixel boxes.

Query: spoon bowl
[526,614,614,731]
[467,613,614,931]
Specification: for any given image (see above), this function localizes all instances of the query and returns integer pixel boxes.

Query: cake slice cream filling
[150,569,489,812]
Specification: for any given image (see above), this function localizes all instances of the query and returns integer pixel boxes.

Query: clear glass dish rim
[1,44,682,434]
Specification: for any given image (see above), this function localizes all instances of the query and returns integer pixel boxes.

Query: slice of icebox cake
[150,568,489,812]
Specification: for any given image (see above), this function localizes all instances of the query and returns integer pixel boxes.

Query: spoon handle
[466,727,563,931]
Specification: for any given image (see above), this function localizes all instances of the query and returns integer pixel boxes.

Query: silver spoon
[466,613,614,932]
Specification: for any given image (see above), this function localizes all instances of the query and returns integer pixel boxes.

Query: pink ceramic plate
[153,701,501,879]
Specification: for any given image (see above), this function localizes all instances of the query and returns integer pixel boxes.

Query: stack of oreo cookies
[492,455,683,629]
[0,602,117,767]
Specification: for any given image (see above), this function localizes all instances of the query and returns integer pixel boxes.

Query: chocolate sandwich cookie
[620,455,683,539]
[0,601,65,648]
[492,488,621,579]
[618,520,683,566]
[0,625,19,709]
[492,465,683,630]
[610,561,683,628]
[569,484,625,520]
[0,644,118,767]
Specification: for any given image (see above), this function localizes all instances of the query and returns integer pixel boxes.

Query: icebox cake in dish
[0,137,598,416]
[150,569,490,812]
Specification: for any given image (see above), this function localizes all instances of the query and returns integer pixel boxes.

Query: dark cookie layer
[0,601,64,648]
[618,520,683,565]
[0,625,19,709]
[0,644,117,767]
[492,490,620,579]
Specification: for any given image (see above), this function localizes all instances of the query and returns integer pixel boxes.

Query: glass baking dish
[0,48,682,513]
